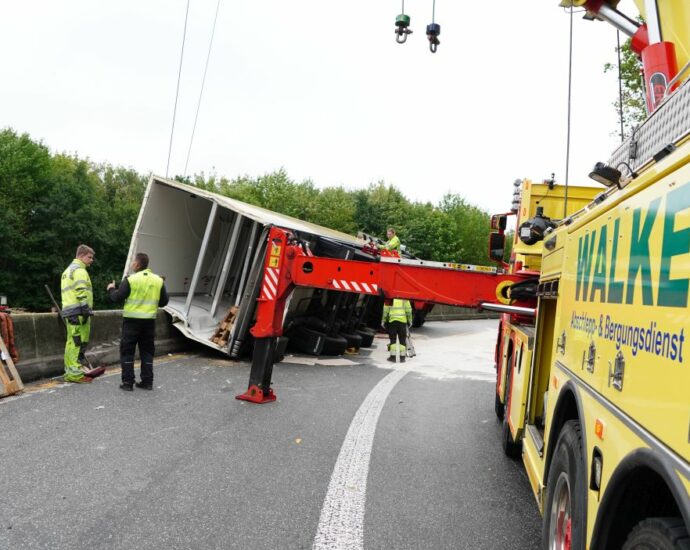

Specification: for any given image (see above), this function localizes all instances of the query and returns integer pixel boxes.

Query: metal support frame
[236,226,537,404]
[184,202,218,319]
[643,0,662,43]
[210,213,244,318]
[233,221,259,304]
[597,4,640,38]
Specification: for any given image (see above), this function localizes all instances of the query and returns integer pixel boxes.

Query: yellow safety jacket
[382,299,412,324]
[123,269,164,319]
[381,235,401,252]
[61,259,93,317]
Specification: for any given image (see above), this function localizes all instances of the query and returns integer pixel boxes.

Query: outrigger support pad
[236,337,277,404]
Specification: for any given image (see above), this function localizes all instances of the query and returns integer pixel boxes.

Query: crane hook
[426,23,440,53]
[395,14,413,44]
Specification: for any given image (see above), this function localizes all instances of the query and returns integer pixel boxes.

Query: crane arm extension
[237,226,536,403]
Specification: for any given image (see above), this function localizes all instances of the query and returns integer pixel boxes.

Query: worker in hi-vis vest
[382,298,412,362]
[61,244,96,383]
[107,252,168,391]
[379,227,401,253]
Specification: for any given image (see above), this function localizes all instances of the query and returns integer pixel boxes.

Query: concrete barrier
[9,305,494,383]
[425,304,499,322]
[11,310,190,383]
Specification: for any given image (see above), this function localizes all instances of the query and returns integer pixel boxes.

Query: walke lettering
[575,182,690,307]
[602,315,685,364]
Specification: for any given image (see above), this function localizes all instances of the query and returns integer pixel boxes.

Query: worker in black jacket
[107,253,169,391]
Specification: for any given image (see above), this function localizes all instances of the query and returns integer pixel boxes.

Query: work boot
[400,357,406,363]
[387,356,396,362]
[119,383,133,392]
[135,381,153,391]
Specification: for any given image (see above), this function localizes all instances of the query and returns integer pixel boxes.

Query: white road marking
[313,368,408,550]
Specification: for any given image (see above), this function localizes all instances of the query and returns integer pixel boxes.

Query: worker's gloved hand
[67,315,80,325]
[81,306,94,317]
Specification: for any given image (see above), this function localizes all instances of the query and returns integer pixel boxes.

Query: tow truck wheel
[622,518,690,550]
[543,420,586,550]
[501,413,521,458]
[501,361,521,457]
[494,392,504,421]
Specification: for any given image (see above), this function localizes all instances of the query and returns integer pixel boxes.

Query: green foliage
[2,129,497,311]
[604,36,646,138]
[0,128,147,311]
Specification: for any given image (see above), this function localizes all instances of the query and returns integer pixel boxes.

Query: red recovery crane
[236,226,536,403]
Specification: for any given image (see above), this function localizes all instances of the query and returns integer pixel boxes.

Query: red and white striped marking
[261,268,280,300]
[331,280,378,295]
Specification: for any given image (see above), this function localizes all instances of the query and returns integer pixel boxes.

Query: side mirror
[491,214,507,232]
[489,232,505,263]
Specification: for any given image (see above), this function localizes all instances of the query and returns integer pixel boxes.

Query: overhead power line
[166,0,191,179]
[184,0,222,177]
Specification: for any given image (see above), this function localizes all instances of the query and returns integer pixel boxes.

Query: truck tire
[273,336,289,363]
[622,518,690,550]
[501,362,520,457]
[321,334,348,356]
[501,414,521,458]
[355,328,375,348]
[412,309,427,328]
[494,392,505,421]
[287,327,325,356]
[339,332,363,350]
[542,420,586,550]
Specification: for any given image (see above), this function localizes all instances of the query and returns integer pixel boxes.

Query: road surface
[0,319,542,549]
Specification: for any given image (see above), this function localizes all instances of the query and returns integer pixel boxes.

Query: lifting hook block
[395,13,412,44]
[426,23,440,53]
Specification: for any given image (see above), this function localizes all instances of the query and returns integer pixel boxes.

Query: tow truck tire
[542,420,586,550]
[494,392,504,421]
[622,518,690,550]
[501,362,520,457]
[501,414,521,458]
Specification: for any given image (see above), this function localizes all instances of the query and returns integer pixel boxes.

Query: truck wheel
[501,413,521,458]
[542,420,586,550]
[622,518,690,550]
[355,328,375,348]
[411,310,427,328]
[501,362,521,457]
[494,392,505,421]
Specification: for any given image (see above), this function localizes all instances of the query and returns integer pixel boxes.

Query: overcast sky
[0,1,637,212]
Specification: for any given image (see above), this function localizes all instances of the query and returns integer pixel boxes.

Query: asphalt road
[0,319,542,550]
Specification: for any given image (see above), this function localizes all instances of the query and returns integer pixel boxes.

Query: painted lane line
[313,368,408,550]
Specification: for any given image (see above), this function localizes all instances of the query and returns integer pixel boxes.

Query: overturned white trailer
[125,176,378,357]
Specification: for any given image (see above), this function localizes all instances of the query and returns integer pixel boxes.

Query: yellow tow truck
[491,1,690,548]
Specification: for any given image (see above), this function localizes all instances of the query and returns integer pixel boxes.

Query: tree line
[0,128,506,311]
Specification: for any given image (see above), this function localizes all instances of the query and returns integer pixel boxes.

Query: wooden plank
[0,335,23,397]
